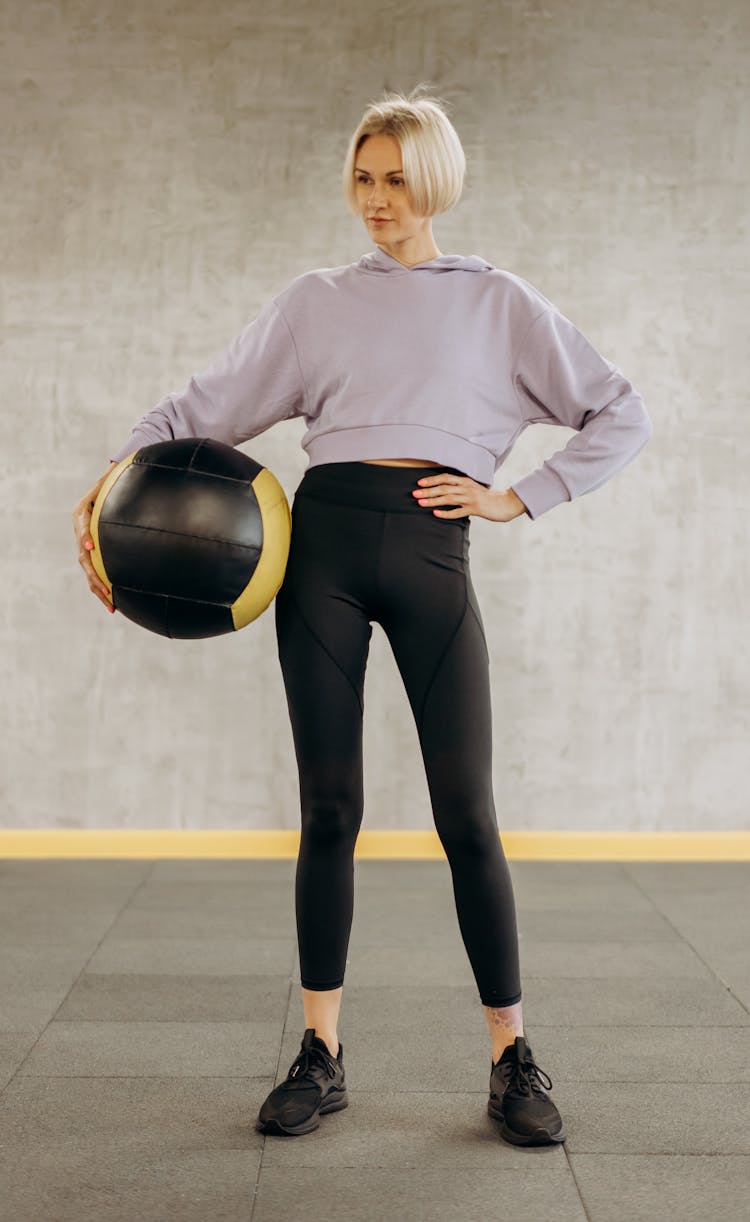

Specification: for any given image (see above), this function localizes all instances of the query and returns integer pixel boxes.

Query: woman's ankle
[313,1030,339,1057]
[301,984,344,1058]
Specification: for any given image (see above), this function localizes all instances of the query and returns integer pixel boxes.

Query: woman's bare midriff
[360,458,443,468]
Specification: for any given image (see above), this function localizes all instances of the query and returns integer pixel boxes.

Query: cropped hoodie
[110,246,653,519]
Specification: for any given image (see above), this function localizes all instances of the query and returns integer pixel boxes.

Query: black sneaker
[256,1028,348,1136]
[488,1034,566,1146]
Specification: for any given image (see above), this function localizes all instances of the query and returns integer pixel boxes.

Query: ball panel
[99,521,259,604]
[100,463,264,553]
[113,587,236,639]
[231,467,292,630]
[135,438,263,483]
[165,598,235,639]
[111,586,168,636]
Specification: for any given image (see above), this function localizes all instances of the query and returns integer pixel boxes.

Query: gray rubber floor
[0,858,747,1221]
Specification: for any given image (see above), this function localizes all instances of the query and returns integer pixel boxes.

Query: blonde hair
[342,84,466,218]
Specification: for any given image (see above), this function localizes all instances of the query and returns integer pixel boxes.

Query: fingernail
[84,540,94,550]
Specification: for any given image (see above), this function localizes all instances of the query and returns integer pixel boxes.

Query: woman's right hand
[72,460,120,613]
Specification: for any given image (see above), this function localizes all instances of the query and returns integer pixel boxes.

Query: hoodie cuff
[510,464,571,520]
[109,429,161,465]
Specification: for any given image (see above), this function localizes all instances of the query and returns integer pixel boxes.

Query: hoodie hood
[356,247,494,275]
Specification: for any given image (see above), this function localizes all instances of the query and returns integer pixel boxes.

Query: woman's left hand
[412,473,528,522]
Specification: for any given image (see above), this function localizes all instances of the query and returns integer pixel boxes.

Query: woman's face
[354,132,423,244]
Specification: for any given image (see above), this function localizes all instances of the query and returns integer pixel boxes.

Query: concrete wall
[4,0,748,832]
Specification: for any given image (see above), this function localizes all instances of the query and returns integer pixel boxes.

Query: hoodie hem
[303,426,495,486]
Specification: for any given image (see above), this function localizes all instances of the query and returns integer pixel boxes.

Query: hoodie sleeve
[508,304,653,520]
[109,297,308,463]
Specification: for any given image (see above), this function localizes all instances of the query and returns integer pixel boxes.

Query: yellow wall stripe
[0,830,748,860]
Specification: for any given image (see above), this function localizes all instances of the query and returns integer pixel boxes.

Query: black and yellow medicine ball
[89,438,291,639]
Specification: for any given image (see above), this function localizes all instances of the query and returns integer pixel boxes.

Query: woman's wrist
[484,488,528,522]
[505,488,530,518]
[502,488,529,520]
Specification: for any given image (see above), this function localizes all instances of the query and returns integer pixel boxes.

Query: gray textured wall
[4,0,748,833]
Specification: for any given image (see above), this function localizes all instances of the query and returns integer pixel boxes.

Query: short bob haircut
[342,83,466,219]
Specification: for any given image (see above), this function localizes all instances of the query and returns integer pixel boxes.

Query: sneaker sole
[256,1088,349,1136]
[487,1099,566,1146]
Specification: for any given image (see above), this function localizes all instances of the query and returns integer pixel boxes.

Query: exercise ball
[89,438,291,639]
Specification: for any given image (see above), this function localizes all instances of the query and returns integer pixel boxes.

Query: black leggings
[274,461,522,1008]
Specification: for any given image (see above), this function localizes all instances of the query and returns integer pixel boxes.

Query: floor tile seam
[557,1147,750,1156]
[0,864,159,1101]
[37,1000,750,1010]
[255,1148,750,1160]
[564,1152,750,1159]
[621,864,750,1016]
[255,1165,577,1173]
[14,1076,750,1085]
[256,1161,575,1167]
[22,1008,750,1017]
[272,1023,750,1030]
[36,1005,750,1016]
[562,1142,594,1222]
[35,1012,750,1022]
[11,1072,288,1079]
[263,972,750,984]
[44,1006,747,1014]
[326,1082,750,1091]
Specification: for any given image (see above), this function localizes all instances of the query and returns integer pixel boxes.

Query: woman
[73,86,652,1148]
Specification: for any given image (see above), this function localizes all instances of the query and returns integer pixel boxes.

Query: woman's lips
[370,218,391,223]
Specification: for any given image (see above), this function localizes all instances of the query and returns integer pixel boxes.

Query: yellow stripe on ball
[89,451,138,593]
[231,466,292,630]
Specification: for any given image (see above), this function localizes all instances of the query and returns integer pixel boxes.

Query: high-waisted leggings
[273,460,522,1008]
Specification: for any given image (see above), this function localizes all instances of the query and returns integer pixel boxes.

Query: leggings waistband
[294,461,469,515]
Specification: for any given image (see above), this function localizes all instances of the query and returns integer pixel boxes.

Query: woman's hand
[411,473,529,522]
[72,461,120,613]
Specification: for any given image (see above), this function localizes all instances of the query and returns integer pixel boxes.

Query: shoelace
[501,1053,553,1098]
[285,1044,338,1085]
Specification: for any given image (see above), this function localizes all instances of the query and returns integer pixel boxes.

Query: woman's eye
[356,177,404,186]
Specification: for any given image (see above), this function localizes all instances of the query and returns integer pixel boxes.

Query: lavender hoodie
[110,245,652,519]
